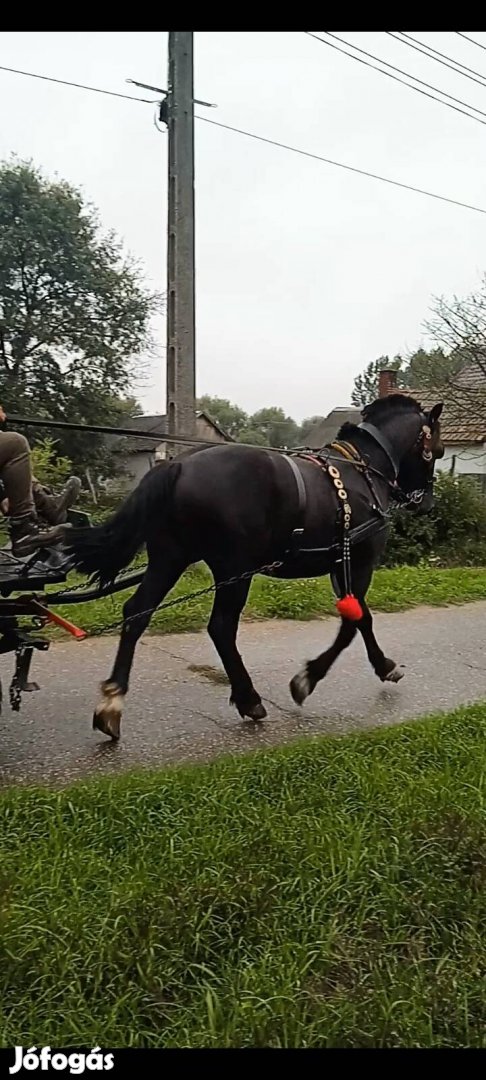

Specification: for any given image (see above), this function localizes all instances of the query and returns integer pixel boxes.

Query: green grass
[0,703,485,1047]
[47,563,486,637]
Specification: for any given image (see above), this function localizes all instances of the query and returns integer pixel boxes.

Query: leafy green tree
[404,347,464,390]
[236,426,269,446]
[197,398,301,448]
[248,407,300,448]
[351,355,404,407]
[299,415,327,444]
[197,396,248,439]
[0,159,156,477]
[352,348,468,409]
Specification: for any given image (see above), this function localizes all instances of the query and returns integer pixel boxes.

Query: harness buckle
[288,527,304,557]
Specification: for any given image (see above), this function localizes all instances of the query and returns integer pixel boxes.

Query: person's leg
[0,433,67,557]
[32,476,82,525]
[0,432,35,518]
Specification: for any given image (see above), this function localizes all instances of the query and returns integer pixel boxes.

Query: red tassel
[336,594,363,621]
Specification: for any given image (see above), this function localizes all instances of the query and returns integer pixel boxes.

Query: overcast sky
[2,31,486,421]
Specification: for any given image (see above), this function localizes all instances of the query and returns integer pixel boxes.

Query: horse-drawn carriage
[0,504,147,714]
[0,505,88,712]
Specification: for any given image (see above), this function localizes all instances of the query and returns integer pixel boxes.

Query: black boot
[10,515,67,559]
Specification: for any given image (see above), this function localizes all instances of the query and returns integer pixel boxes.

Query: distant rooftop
[119,411,232,453]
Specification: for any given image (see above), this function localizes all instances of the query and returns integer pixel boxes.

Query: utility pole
[166,31,196,439]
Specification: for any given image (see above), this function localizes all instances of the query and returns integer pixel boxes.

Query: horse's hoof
[92,710,121,740]
[382,665,405,684]
[244,702,267,722]
[290,667,311,706]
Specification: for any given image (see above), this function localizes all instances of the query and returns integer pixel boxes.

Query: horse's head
[396,401,444,513]
[361,395,444,514]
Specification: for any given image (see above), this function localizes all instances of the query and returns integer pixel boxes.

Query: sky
[2,30,486,422]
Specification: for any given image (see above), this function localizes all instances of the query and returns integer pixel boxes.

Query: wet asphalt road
[0,602,485,786]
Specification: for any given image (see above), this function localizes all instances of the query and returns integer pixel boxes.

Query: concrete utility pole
[166,31,196,439]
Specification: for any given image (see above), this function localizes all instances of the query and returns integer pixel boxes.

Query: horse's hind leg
[94,551,187,740]
[207,575,266,721]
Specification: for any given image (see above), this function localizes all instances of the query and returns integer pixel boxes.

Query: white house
[111,411,232,491]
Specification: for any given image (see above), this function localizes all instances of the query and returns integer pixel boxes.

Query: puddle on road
[187,663,229,686]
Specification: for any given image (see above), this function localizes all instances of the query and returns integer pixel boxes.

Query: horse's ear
[428,402,443,426]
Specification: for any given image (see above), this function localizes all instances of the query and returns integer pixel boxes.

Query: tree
[56,392,144,485]
[0,159,156,477]
[197,395,248,439]
[351,347,465,408]
[236,426,269,446]
[247,407,300,448]
[426,281,486,396]
[299,415,327,444]
[403,347,464,390]
[197,397,301,448]
[351,355,404,407]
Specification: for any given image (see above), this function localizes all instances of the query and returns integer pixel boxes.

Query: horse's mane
[337,394,423,439]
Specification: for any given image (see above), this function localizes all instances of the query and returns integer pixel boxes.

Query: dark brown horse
[67,394,444,739]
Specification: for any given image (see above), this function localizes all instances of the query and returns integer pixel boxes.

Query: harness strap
[282,448,386,576]
[357,422,400,477]
[282,454,307,522]
[328,440,363,464]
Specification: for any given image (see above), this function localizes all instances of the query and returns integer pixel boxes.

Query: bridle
[355,413,436,508]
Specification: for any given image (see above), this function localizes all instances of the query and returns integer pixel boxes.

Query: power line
[0,63,156,103]
[389,31,486,92]
[456,32,486,54]
[305,31,486,127]
[2,54,486,216]
[196,115,486,215]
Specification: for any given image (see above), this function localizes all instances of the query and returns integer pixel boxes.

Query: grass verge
[48,563,486,638]
[0,703,485,1047]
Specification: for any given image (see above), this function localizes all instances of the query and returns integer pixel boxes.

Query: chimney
[378,368,398,398]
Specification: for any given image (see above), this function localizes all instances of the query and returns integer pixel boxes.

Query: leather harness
[281,411,433,568]
[280,408,432,552]
[280,419,409,564]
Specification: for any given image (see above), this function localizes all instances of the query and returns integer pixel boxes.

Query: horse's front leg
[94,555,186,740]
[290,617,358,705]
[207,575,266,721]
[356,600,404,683]
[290,557,403,705]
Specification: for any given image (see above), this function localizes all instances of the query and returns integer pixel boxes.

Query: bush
[30,437,74,490]
[385,474,486,567]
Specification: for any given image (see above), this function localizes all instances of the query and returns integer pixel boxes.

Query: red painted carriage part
[29,600,87,640]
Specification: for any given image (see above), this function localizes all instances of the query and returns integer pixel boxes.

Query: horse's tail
[66,461,181,584]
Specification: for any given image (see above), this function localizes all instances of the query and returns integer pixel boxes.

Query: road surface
[1,602,485,786]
